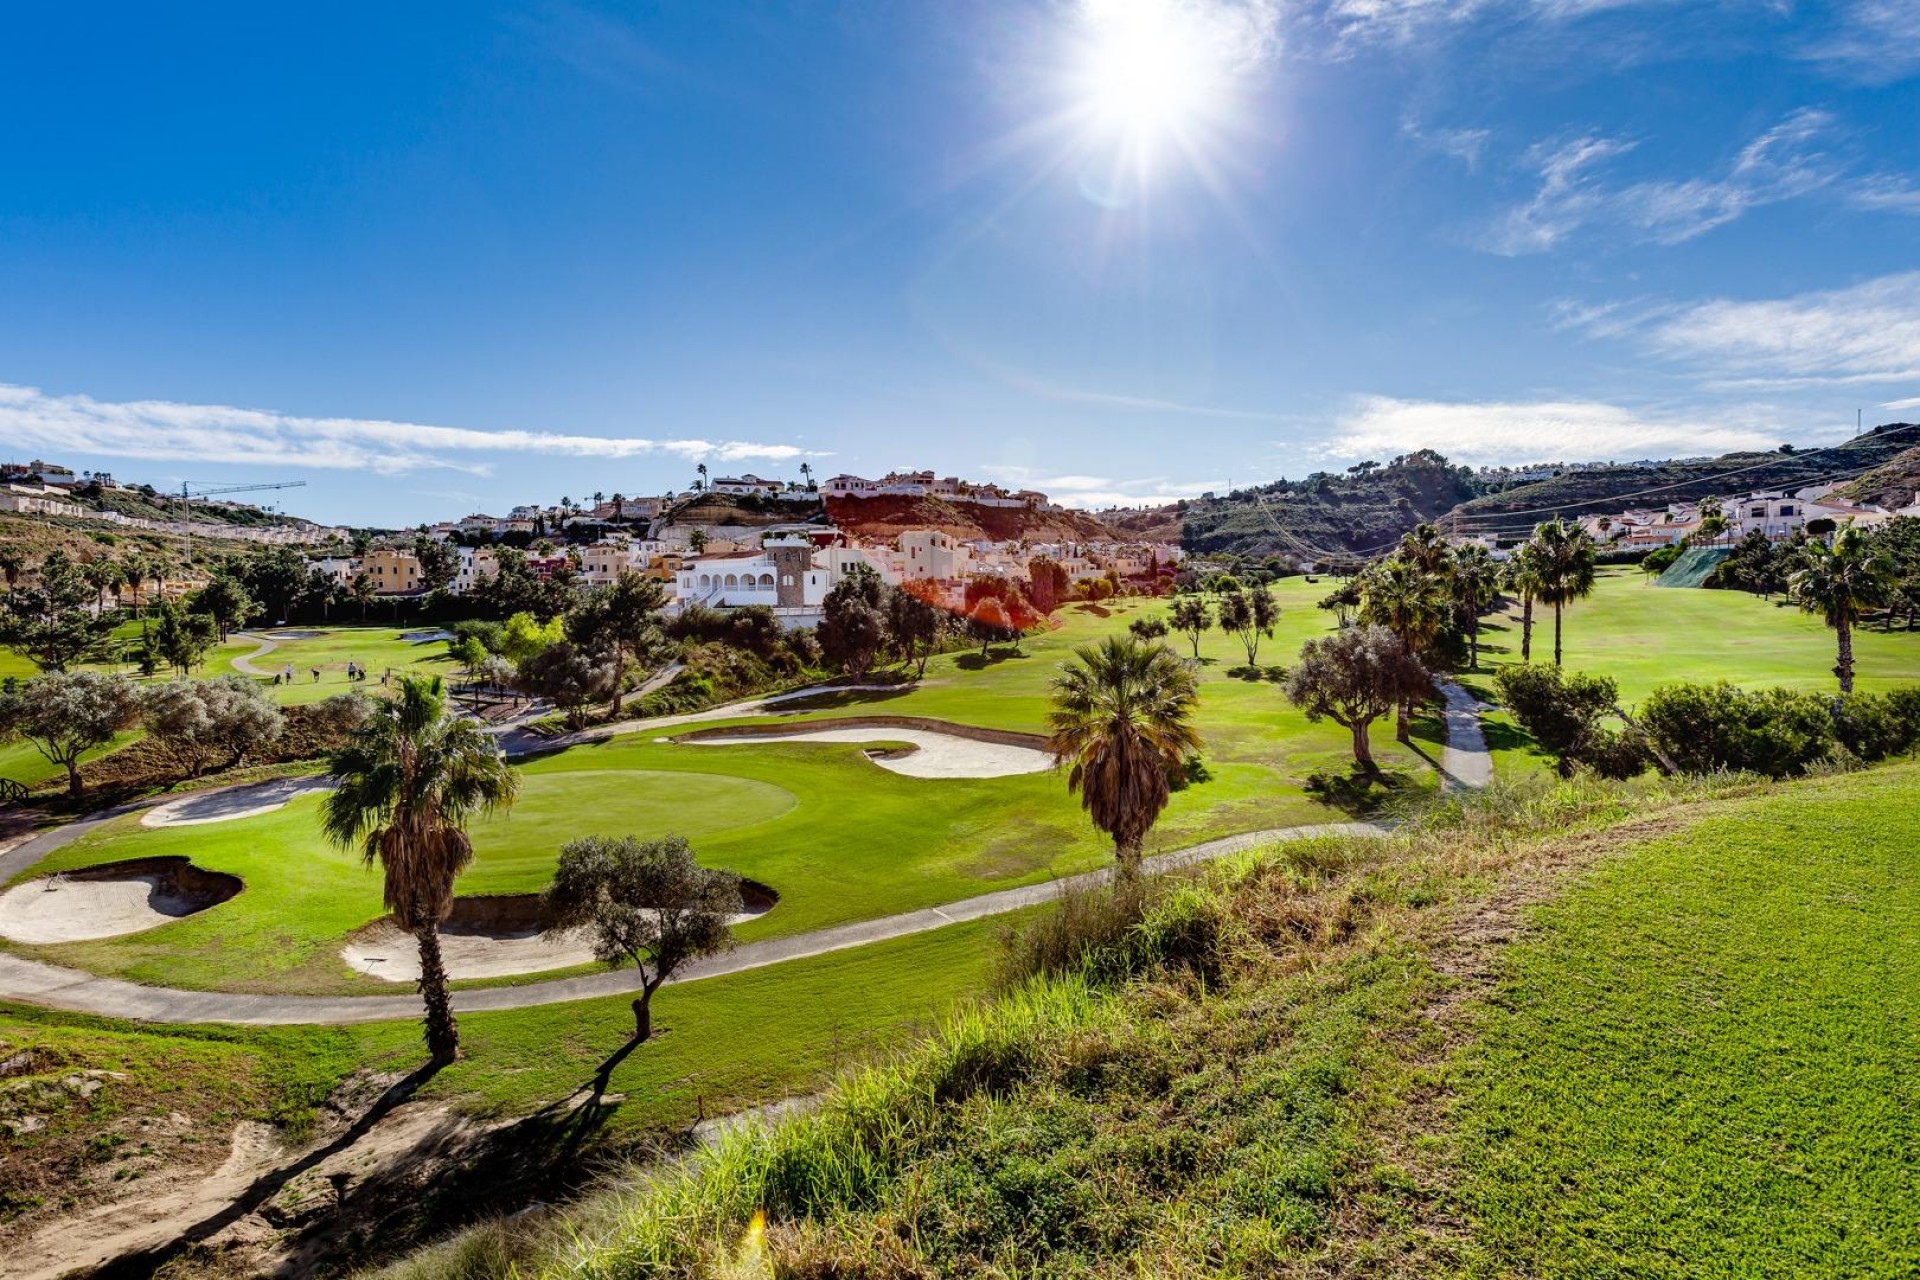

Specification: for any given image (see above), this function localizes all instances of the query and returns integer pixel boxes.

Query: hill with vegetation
[1173,449,1481,561]
[823,493,1127,543]
[663,491,830,529]
[1842,441,1920,510]
[1444,422,1920,532]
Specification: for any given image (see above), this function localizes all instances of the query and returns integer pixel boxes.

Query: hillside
[823,493,1130,543]
[1445,423,1920,531]
[1175,448,1481,561]
[664,491,829,529]
[1843,443,1920,510]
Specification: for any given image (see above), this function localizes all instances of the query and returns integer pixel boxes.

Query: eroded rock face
[0,858,242,944]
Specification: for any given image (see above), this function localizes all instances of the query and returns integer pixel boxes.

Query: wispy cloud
[1402,114,1492,169]
[1324,393,1785,465]
[1569,272,1920,389]
[978,464,1224,509]
[1801,1,1920,82]
[1883,396,1920,413]
[0,383,821,476]
[1481,108,1842,254]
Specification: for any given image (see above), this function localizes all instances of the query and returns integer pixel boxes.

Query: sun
[1068,0,1239,170]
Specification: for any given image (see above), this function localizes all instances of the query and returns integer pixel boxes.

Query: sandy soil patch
[141,775,335,827]
[685,726,1052,779]
[342,887,775,983]
[0,858,241,944]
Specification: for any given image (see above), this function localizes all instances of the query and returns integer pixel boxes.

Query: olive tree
[542,835,742,1043]
[1283,625,1430,774]
[0,671,142,796]
[141,676,286,777]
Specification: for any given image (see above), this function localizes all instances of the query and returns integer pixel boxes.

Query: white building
[672,536,896,618]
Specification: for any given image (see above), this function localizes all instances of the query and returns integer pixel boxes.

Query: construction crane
[176,479,309,565]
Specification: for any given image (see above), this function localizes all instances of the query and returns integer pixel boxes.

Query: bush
[993,877,1224,991]
[1495,664,1647,778]
[1831,691,1920,763]
[1640,682,1835,778]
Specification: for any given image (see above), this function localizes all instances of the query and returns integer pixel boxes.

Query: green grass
[1484,567,1920,706]
[1448,764,1920,1277]
[206,624,458,705]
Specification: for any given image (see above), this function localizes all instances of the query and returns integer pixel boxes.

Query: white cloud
[1803,1,1920,81]
[1883,396,1920,412]
[1849,174,1920,213]
[1325,394,1783,465]
[978,464,1224,508]
[1403,115,1492,168]
[1631,272,1920,388]
[1481,109,1841,255]
[0,383,820,476]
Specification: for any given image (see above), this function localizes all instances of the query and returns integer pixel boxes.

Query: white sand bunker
[142,776,334,828]
[684,724,1051,779]
[342,885,777,983]
[0,858,242,944]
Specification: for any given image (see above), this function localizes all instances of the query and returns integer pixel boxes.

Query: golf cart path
[0,822,1383,1026]
[1437,680,1493,790]
[0,681,1492,1027]
[228,632,280,677]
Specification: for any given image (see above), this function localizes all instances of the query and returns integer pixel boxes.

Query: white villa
[672,536,896,620]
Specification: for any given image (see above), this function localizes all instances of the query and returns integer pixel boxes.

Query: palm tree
[695,462,708,492]
[610,492,625,520]
[800,461,814,490]
[1357,555,1449,739]
[1504,544,1546,663]
[1451,544,1498,671]
[1791,526,1893,693]
[146,551,174,608]
[1396,523,1455,577]
[350,572,376,620]
[83,558,119,613]
[322,677,520,1064]
[1046,635,1202,884]
[1531,519,1598,667]
[119,551,149,614]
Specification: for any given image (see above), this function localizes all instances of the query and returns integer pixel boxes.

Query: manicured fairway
[1483,566,1920,704]
[758,579,1447,797]
[8,718,1349,993]
[1447,763,1920,1276]
[208,625,457,704]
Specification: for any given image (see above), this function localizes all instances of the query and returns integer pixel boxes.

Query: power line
[1444,423,1920,527]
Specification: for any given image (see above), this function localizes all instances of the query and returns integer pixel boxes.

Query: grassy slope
[486,764,1920,1279]
[1448,766,1920,1277]
[206,625,458,704]
[1,914,1003,1241]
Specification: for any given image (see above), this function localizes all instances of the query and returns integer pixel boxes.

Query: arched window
[724,573,738,588]
[698,573,711,588]
[758,573,774,587]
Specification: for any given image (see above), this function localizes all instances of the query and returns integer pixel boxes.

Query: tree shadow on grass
[764,685,916,713]
[1305,767,1415,817]
[1225,663,1288,683]
[954,648,1031,671]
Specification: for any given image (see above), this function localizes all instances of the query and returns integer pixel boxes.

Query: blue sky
[2,1,1917,525]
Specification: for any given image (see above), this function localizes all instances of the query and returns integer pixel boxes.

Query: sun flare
[1072,1,1258,167]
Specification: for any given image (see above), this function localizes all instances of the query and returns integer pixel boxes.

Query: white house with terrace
[671,535,897,624]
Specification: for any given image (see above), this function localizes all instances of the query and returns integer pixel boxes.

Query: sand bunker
[342,884,777,983]
[0,858,242,944]
[142,776,334,828]
[682,723,1052,779]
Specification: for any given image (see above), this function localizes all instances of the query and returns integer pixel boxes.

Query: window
[1782,505,1795,516]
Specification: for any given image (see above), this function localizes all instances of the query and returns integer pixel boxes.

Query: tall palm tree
[146,551,174,608]
[1396,523,1455,577]
[1357,555,1449,739]
[1451,543,1498,671]
[1046,635,1202,884]
[1531,519,1598,667]
[1792,526,1893,693]
[695,462,708,492]
[1504,544,1546,663]
[119,551,149,614]
[83,558,119,613]
[322,677,520,1063]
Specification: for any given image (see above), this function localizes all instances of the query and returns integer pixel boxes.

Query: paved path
[1437,680,1494,790]
[0,822,1384,1026]
[227,632,280,677]
[0,679,1492,1027]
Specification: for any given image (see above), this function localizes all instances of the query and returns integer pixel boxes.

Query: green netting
[1653,546,1733,588]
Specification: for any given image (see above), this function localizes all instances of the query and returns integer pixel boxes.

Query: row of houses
[0,481,344,546]
[1576,484,1920,549]
[821,471,1053,509]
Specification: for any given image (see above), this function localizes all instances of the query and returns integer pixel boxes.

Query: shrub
[1639,682,1835,778]
[1831,691,1920,763]
[993,877,1224,991]
[1494,663,1647,778]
